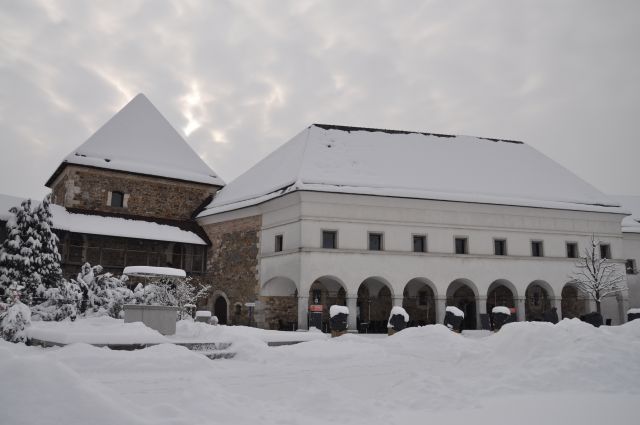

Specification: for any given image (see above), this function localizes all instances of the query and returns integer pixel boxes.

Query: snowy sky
[1,0,639,200]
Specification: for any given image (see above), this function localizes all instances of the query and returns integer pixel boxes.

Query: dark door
[214,297,228,325]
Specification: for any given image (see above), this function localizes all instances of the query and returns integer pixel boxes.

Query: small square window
[600,243,611,259]
[531,241,544,257]
[455,237,468,254]
[566,242,578,258]
[110,191,124,208]
[626,259,637,274]
[494,239,507,256]
[275,235,283,252]
[322,231,337,249]
[369,233,383,251]
[413,235,426,253]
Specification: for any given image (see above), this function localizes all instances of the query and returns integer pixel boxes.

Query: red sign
[309,305,323,312]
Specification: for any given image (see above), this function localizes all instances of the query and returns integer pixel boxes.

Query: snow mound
[329,305,349,318]
[492,306,511,315]
[446,306,464,317]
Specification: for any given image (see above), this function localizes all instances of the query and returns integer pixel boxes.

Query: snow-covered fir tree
[0,199,40,304]
[33,194,63,296]
[0,283,31,343]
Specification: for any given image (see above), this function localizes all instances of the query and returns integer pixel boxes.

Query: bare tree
[568,235,627,314]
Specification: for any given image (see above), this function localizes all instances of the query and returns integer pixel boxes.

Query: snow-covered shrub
[0,300,31,343]
[73,263,133,318]
[135,277,210,319]
[31,279,82,321]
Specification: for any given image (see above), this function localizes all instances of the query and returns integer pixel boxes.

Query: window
[413,235,426,253]
[322,231,337,249]
[275,235,283,252]
[494,239,507,256]
[455,237,468,254]
[531,240,544,257]
[566,242,578,258]
[627,259,637,274]
[110,191,124,208]
[369,233,383,251]
[600,243,611,259]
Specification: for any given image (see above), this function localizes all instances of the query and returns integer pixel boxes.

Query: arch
[308,275,347,332]
[486,279,516,316]
[262,276,297,297]
[261,277,298,331]
[525,280,554,321]
[403,277,437,326]
[446,278,478,330]
[561,281,587,319]
[212,292,229,325]
[357,277,394,333]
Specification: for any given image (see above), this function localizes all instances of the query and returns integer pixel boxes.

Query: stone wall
[50,165,218,221]
[201,215,261,326]
[261,295,298,330]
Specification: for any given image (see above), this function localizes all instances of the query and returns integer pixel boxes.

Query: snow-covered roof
[46,94,224,187]
[610,195,640,234]
[0,194,206,245]
[122,266,187,278]
[199,124,624,217]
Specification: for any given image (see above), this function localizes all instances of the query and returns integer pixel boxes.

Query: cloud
[0,0,639,200]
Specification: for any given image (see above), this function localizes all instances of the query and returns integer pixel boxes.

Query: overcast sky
[1,0,639,200]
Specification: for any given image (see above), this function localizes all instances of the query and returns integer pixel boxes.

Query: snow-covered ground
[2,319,640,425]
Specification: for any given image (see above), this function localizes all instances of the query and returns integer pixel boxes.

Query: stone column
[477,296,487,330]
[392,296,403,307]
[516,297,526,322]
[346,295,358,332]
[297,295,309,330]
[587,298,597,314]
[553,297,563,320]
[618,294,630,324]
[436,297,447,325]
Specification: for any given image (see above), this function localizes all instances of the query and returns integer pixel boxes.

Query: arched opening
[261,277,298,330]
[308,276,346,332]
[486,279,516,312]
[214,295,228,325]
[402,278,436,326]
[357,277,393,333]
[525,280,553,321]
[562,283,587,319]
[447,279,478,330]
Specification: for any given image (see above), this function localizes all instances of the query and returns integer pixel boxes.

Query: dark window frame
[600,243,611,259]
[454,237,468,254]
[110,191,125,208]
[626,259,637,274]
[493,239,507,256]
[531,240,544,257]
[275,234,283,252]
[322,230,338,249]
[368,232,384,251]
[412,234,427,253]
[566,242,578,259]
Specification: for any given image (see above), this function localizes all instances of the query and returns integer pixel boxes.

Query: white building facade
[197,124,631,330]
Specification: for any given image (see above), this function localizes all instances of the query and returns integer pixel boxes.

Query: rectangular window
[413,235,426,253]
[494,239,507,256]
[531,240,544,257]
[455,237,468,254]
[275,234,283,252]
[322,231,337,249]
[600,243,611,259]
[110,191,124,208]
[627,259,637,274]
[566,242,578,258]
[369,233,383,251]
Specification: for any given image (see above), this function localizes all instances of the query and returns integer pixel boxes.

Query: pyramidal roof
[199,124,624,217]
[46,94,224,187]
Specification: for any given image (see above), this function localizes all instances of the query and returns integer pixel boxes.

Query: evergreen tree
[33,194,63,294]
[0,199,40,304]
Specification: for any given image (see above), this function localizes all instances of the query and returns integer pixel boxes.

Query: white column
[393,296,403,307]
[477,296,487,329]
[618,294,630,324]
[346,295,358,332]
[297,295,309,330]
[587,298,597,313]
[436,297,447,325]
[516,297,526,322]
[553,297,563,321]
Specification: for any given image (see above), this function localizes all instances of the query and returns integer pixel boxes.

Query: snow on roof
[0,194,206,245]
[610,195,640,234]
[122,266,187,277]
[47,94,224,187]
[199,124,623,217]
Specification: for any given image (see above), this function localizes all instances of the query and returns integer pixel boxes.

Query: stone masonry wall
[201,215,261,326]
[50,165,218,221]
